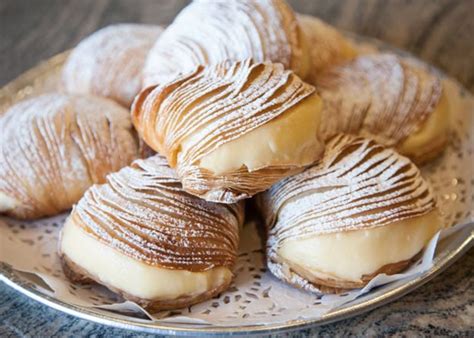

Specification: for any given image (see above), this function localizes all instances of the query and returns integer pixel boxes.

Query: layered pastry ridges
[71,155,243,271]
[0,94,138,219]
[317,54,442,146]
[133,59,316,202]
[143,0,307,86]
[260,134,436,262]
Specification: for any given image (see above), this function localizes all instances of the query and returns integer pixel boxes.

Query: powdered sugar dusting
[63,24,163,106]
[143,0,306,87]
[0,93,139,219]
[0,27,472,329]
[70,155,243,270]
[317,54,442,147]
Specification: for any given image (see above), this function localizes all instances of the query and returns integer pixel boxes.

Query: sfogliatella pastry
[59,155,243,311]
[258,134,443,293]
[0,93,139,219]
[298,15,357,84]
[133,59,324,203]
[63,24,163,106]
[143,0,311,87]
[316,53,449,163]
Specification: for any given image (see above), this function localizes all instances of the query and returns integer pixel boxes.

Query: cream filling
[398,90,449,157]
[0,191,21,213]
[278,211,442,282]
[60,219,232,300]
[187,93,323,175]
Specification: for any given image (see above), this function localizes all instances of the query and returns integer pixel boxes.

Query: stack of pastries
[0,0,449,311]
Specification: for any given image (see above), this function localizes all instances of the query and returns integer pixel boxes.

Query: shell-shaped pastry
[0,93,139,219]
[63,24,163,106]
[316,53,448,163]
[59,155,243,311]
[133,59,324,203]
[298,15,357,83]
[143,0,310,87]
[258,134,441,293]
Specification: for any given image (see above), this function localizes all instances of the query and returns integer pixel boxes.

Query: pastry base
[60,254,232,312]
[268,253,418,294]
[176,93,324,203]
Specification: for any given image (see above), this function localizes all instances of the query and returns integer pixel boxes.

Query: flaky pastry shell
[63,24,163,107]
[258,134,439,293]
[59,155,244,311]
[316,53,448,163]
[0,93,139,219]
[143,0,310,87]
[133,59,323,203]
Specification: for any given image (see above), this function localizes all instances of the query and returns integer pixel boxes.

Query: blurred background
[0,0,473,90]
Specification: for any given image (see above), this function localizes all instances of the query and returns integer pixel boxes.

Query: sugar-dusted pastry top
[70,155,243,271]
[143,0,310,87]
[259,134,437,248]
[0,93,139,219]
[133,59,322,203]
[316,54,444,151]
[297,15,357,83]
[63,24,163,106]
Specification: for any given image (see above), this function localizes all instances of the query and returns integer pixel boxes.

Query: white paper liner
[0,39,473,327]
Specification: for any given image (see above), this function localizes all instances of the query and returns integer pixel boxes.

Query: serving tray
[0,31,473,335]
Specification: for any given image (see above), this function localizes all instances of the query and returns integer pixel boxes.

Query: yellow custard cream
[279,211,442,282]
[193,94,324,174]
[60,219,232,300]
[398,91,449,157]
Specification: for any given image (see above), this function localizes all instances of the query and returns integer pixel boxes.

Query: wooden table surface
[0,0,473,336]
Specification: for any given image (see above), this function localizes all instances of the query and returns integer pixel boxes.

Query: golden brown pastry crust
[403,131,447,164]
[133,59,320,203]
[0,93,139,219]
[143,0,309,87]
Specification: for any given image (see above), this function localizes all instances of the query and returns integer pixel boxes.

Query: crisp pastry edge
[59,253,233,312]
[268,252,419,294]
